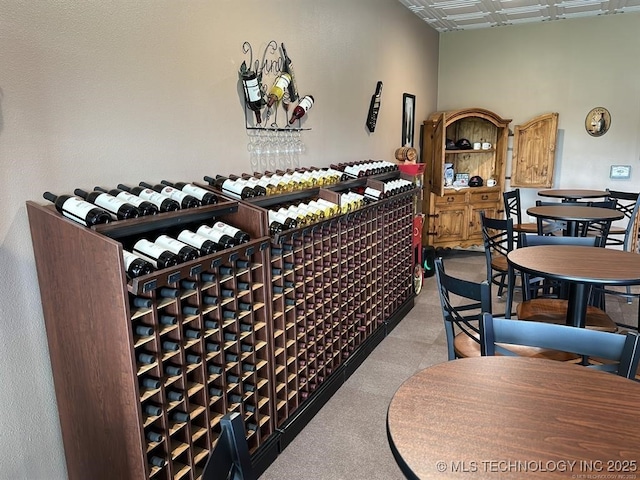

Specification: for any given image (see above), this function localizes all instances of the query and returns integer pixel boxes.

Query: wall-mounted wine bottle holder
[26,171,416,480]
[240,40,311,174]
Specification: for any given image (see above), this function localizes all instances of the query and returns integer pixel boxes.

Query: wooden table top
[507,245,640,285]
[538,189,609,200]
[527,205,624,223]
[387,356,640,479]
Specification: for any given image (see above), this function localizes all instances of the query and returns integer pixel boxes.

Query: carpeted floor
[259,250,638,480]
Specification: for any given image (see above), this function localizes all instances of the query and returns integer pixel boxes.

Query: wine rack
[27,170,416,480]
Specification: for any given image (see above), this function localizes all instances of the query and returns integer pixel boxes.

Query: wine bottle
[208,364,223,375]
[146,431,164,443]
[158,287,180,299]
[182,305,199,316]
[241,343,254,353]
[224,332,238,342]
[242,363,256,372]
[177,230,223,256]
[162,340,180,352]
[184,328,201,340]
[165,365,182,376]
[281,43,299,103]
[131,296,153,309]
[234,175,269,196]
[137,352,155,365]
[267,211,289,235]
[153,235,199,263]
[206,342,221,352]
[219,265,234,276]
[237,281,250,291]
[239,61,264,124]
[135,325,154,337]
[201,272,216,283]
[73,188,140,220]
[170,410,189,423]
[266,72,291,108]
[208,175,256,200]
[228,393,243,404]
[116,184,180,212]
[139,182,200,209]
[238,302,252,312]
[289,95,314,124]
[180,279,198,290]
[122,250,155,279]
[144,403,162,417]
[132,239,180,269]
[94,186,159,216]
[160,180,218,205]
[166,390,184,402]
[227,373,240,384]
[245,403,257,413]
[42,192,112,227]
[141,376,161,390]
[196,224,237,250]
[225,352,239,363]
[209,387,223,397]
[243,383,256,393]
[159,315,177,326]
[213,221,250,244]
[186,354,201,364]
[203,295,218,306]
[149,456,166,468]
[204,320,219,330]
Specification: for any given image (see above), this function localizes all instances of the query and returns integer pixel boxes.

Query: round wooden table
[508,245,640,327]
[387,356,640,480]
[538,189,609,202]
[527,205,623,237]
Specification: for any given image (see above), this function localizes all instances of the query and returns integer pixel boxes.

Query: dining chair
[435,257,577,362]
[202,412,256,480]
[480,313,640,379]
[605,189,639,248]
[594,194,640,331]
[513,233,617,332]
[534,199,615,240]
[480,211,514,298]
[584,199,617,244]
[503,189,558,236]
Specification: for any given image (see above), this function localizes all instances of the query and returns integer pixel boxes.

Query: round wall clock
[585,107,611,137]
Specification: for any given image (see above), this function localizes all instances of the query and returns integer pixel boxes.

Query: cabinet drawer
[470,190,500,203]
[435,192,467,206]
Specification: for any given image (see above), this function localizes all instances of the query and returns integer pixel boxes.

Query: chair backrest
[606,189,639,222]
[623,194,640,254]
[480,313,640,379]
[435,257,492,360]
[480,212,514,288]
[503,189,523,223]
[202,412,256,480]
[517,233,602,300]
[534,199,615,239]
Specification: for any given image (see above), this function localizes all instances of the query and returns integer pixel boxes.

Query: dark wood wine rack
[26,173,416,480]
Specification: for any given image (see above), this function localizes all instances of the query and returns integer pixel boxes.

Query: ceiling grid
[399,0,640,31]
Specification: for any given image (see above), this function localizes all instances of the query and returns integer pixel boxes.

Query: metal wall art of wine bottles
[239,41,314,174]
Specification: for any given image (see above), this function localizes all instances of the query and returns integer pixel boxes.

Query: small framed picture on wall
[402,93,416,147]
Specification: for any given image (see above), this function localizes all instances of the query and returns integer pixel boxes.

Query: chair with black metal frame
[435,256,577,362]
[584,199,617,245]
[503,188,558,236]
[534,199,615,240]
[514,233,617,332]
[594,194,640,331]
[202,412,256,480]
[605,189,639,248]
[480,211,515,298]
[480,313,640,379]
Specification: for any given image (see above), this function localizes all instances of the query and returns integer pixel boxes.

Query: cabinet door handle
[447,196,454,203]
[481,194,489,200]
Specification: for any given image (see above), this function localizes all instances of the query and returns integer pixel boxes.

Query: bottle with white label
[212,221,250,244]
[43,192,112,227]
[177,230,223,256]
[94,186,158,216]
[132,239,180,269]
[73,188,140,220]
[122,250,155,279]
[139,182,201,209]
[289,95,314,125]
[117,184,180,212]
[160,180,218,206]
[196,224,237,250]
[206,175,256,200]
[153,235,199,263]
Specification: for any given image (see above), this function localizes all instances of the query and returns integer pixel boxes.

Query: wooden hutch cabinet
[421,108,511,249]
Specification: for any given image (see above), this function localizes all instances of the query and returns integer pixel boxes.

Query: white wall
[0,1,438,478]
[438,13,640,211]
